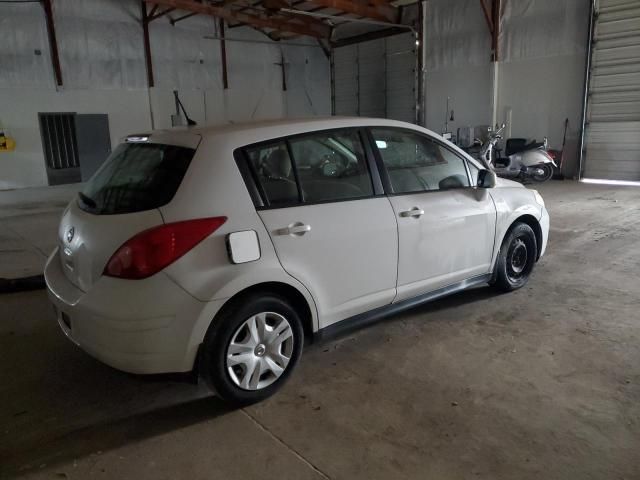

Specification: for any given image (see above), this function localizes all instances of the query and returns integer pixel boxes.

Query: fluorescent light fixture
[376,140,388,149]
[126,135,149,143]
[581,178,640,187]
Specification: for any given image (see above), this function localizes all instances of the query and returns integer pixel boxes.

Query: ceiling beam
[367,0,394,6]
[145,0,330,37]
[41,0,63,86]
[491,0,500,61]
[305,0,397,22]
[148,6,176,21]
[331,26,407,47]
[170,11,197,24]
[479,0,493,33]
[141,2,154,87]
[263,0,323,26]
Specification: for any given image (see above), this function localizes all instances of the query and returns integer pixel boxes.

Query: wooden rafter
[367,0,394,6]
[41,0,63,86]
[144,0,330,37]
[149,6,176,21]
[141,2,154,87]
[263,0,318,26]
[304,0,397,22]
[491,0,501,61]
[479,0,501,61]
[479,0,492,32]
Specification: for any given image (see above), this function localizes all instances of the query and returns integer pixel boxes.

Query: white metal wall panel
[358,39,387,118]
[332,45,358,116]
[332,33,416,123]
[584,0,640,180]
[386,32,417,123]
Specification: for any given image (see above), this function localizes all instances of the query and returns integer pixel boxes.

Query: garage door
[583,0,640,181]
[332,32,417,124]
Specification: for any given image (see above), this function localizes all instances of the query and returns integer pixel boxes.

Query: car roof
[144,116,440,147]
[175,116,421,135]
[130,117,485,170]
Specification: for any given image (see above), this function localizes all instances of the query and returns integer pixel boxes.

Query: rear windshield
[78,142,195,215]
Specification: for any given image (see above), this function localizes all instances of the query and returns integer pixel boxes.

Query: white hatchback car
[45,117,549,404]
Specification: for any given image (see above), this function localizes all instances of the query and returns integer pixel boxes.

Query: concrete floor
[0,184,80,280]
[1,181,639,480]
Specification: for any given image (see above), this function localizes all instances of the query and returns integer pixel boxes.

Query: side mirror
[477,169,497,188]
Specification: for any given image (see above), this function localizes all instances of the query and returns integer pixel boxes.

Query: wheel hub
[509,239,528,275]
[226,312,294,391]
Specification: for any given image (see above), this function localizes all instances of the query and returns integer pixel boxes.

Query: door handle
[278,222,311,236]
[399,207,424,218]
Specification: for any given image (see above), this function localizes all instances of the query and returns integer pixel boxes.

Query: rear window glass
[78,142,195,215]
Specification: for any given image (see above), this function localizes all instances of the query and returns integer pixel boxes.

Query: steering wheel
[318,152,349,177]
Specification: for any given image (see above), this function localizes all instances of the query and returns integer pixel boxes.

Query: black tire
[530,163,553,183]
[200,292,304,406]
[492,222,538,292]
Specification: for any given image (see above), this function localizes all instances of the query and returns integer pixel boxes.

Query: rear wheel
[493,222,537,292]
[200,293,304,405]
[530,163,553,183]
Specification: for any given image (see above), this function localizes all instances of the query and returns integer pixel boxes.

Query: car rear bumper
[45,248,221,375]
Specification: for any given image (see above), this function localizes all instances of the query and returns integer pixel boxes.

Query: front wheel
[493,222,538,292]
[200,293,304,405]
[530,163,553,183]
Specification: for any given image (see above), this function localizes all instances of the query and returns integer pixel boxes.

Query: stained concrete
[1,181,639,479]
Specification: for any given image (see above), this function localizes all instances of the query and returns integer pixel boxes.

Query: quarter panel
[159,137,319,330]
[489,186,542,267]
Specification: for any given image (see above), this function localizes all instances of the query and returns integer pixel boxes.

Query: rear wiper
[78,192,97,209]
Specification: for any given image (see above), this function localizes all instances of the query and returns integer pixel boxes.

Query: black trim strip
[313,274,492,342]
[285,139,305,203]
[234,149,265,208]
[358,127,384,196]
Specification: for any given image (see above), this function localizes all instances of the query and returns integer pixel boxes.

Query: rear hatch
[58,132,201,291]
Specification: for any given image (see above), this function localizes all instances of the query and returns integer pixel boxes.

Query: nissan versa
[45,117,549,405]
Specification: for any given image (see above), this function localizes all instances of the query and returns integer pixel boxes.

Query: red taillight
[104,217,227,279]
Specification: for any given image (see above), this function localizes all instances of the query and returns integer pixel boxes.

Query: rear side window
[289,129,373,203]
[245,142,300,207]
[78,142,194,215]
[371,129,470,193]
[242,128,374,208]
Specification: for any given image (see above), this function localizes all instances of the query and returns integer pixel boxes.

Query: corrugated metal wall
[332,32,417,123]
[583,0,640,181]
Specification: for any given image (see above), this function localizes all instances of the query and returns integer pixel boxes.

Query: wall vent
[38,112,81,185]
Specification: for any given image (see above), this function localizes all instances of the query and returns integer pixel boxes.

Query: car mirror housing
[477,169,497,188]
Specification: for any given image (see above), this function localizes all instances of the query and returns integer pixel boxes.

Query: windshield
[78,142,195,215]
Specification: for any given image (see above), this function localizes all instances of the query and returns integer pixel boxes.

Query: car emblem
[66,227,75,243]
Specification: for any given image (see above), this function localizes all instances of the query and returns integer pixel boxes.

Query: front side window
[289,129,373,203]
[371,129,471,194]
[79,142,195,215]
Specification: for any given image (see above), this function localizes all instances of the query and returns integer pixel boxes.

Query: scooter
[477,124,557,183]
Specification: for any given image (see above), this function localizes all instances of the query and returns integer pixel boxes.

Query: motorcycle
[477,124,557,183]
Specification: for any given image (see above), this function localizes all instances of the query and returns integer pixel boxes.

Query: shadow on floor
[0,395,232,478]
[0,285,502,478]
